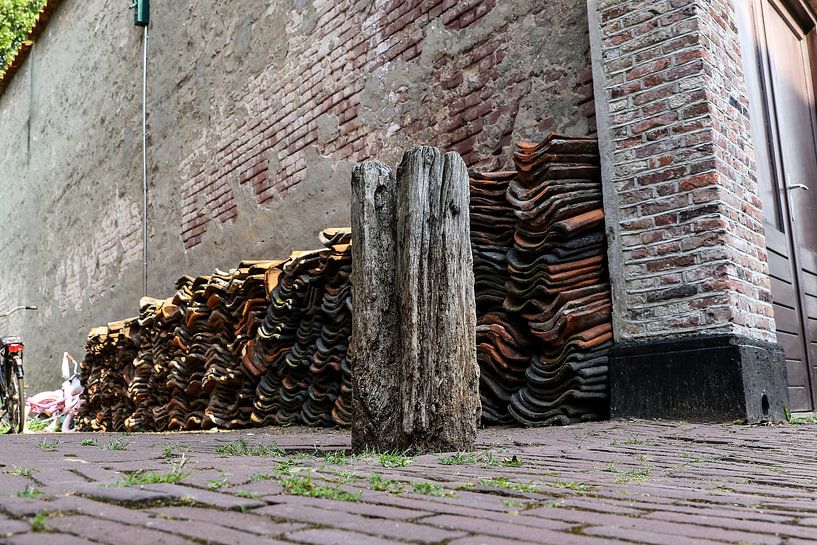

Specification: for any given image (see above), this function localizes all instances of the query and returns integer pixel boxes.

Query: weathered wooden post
[350,161,400,452]
[395,147,480,452]
[351,147,480,453]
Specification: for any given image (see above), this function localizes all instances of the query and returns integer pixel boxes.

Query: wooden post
[350,160,400,452]
[351,147,480,453]
[396,147,479,452]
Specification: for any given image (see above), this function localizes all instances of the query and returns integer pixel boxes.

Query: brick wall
[594,0,775,342]
[179,0,596,249]
[0,0,595,391]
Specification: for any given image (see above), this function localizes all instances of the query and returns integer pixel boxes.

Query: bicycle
[0,306,37,433]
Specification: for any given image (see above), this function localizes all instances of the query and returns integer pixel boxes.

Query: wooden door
[737,0,817,411]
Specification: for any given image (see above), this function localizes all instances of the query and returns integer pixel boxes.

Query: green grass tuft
[17,486,42,498]
[482,451,524,467]
[614,468,650,484]
[272,460,300,475]
[37,438,59,450]
[208,478,228,490]
[325,469,358,484]
[279,474,361,502]
[368,473,405,494]
[321,451,350,465]
[121,468,189,487]
[30,512,48,532]
[438,452,477,465]
[118,455,189,487]
[787,413,817,424]
[235,490,261,498]
[106,438,130,451]
[481,477,539,493]
[496,455,523,467]
[503,499,536,510]
[215,438,283,457]
[161,442,189,459]
[412,481,454,497]
[623,436,647,445]
[377,452,412,468]
[25,418,52,432]
[551,480,593,494]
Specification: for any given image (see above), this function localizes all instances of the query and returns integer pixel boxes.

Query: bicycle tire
[6,361,24,434]
[0,373,9,433]
[13,375,24,433]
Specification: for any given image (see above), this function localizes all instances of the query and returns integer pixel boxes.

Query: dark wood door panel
[798,268,817,300]
[787,359,809,386]
[789,386,812,411]
[768,248,794,284]
[778,330,805,361]
[802,296,817,365]
[802,291,817,317]
[764,224,789,253]
[774,303,802,334]
[797,249,817,278]
[771,277,798,308]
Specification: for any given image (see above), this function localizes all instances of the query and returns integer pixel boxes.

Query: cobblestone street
[0,420,814,544]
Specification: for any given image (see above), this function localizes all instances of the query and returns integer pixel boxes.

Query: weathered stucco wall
[0,0,593,391]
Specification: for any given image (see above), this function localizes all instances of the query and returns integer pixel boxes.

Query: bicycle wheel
[0,374,9,433]
[6,361,24,434]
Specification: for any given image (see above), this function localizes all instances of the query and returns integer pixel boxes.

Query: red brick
[631,112,678,134]
[645,255,695,273]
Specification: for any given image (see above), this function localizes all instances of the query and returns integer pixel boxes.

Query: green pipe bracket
[133,0,149,26]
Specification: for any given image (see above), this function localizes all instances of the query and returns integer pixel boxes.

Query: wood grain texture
[350,160,400,452]
[395,147,480,452]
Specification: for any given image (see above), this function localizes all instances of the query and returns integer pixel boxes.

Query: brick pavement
[0,420,814,544]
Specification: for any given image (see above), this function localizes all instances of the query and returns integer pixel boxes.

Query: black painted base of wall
[610,334,789,424]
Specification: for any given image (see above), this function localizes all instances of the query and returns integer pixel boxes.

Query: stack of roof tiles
[469,171,534,425]
[124,296,162,431]
[76,229,352,432]
[199,262,272,429]
[78,268,268,432]
[504,135,612,425]
[248,229,352,428]
[76,320,138,431]
[77,134,611,431]
[124,262,277,432]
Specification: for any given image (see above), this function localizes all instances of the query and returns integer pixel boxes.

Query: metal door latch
[786,183,809,223]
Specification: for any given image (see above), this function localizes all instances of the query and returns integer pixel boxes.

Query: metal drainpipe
[134,0,150,296]
[141,24,148,297]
